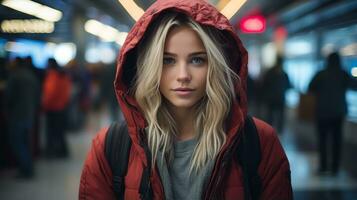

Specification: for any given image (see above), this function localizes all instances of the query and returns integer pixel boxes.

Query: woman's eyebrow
[163,51,207,56]
[163,52,176,56]
[189,52,207,56]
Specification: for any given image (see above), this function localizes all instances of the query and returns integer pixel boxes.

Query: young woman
[79,0,292,199]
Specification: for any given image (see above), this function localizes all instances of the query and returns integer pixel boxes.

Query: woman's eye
[191,57,205,65]
[163,57,175,65]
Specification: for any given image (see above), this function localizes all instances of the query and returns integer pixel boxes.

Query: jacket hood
[114,0,248,150]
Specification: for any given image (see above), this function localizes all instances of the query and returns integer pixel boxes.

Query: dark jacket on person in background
[79,0,293,199]
[263,58,291,106]
[308,52,357,120]
[4,66,40,121]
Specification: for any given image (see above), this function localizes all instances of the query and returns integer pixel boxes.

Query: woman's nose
[177,63,191,82]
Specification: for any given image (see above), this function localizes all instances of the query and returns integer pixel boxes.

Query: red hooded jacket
[79,0,293,199]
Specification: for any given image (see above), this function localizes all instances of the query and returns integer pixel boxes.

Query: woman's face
[160,26,208,111]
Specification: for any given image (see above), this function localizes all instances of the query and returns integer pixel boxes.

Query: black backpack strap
[105,122,152,200]
[105,121,131,199]
[237,115,262,200]
[139,153,153,200]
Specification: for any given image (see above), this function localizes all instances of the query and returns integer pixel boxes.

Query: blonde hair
[134,12,239,173]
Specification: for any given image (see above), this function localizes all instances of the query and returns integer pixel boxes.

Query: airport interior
[0,0,357,199]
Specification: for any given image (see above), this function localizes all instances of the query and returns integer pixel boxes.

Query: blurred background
[0,0,357,199]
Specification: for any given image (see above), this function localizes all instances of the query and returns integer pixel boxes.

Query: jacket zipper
[208,151,229,199]
[204,126,242,199]
[121,96,155,199]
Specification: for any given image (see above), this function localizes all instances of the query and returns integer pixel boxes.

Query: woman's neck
[170,107,196,141]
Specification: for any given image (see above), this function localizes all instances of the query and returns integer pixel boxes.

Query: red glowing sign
[274,26,288,41]
[240,15,266,34]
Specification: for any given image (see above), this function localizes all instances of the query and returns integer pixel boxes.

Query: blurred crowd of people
[247,52,357,177]
[0,51,356,180]
[247,54,291,133]
[0,56,120,179]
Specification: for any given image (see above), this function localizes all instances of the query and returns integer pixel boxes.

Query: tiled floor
[0,131,93,200]
[0,110,107,200]
[280,109,357,199]
[1,108,357,199]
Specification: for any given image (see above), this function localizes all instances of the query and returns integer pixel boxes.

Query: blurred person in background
[79,1,292,199]
[0,57,8,169]
[24,56,43,158]
[24,56,45,84]
[98,62,122,122]
[4,57,40,179]
[42,58,72,159]
[262,55,291,133]
[66,59,91,131]
[308,52,357,176]
[0,57,8,82]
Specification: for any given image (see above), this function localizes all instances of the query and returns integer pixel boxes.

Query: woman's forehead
[164,26,206,53]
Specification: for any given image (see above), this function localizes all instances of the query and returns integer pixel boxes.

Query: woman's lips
[172,88,194,96]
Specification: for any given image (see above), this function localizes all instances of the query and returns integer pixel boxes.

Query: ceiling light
[2,0,62,22]
[351,67,357,78]
[1,19,54,33]
[85,20,118,42]
[54,43,77,66]
[117,0,144,21]
[218,0,247,19]
[216,0,230,10]
[84,19,128,46]
[118,0,246,21]
[116,32,128,46]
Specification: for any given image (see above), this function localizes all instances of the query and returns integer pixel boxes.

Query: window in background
[85,43,116,64]
[5,39,51,68]
[0,38,6,57]
[3,39,76,68]
[283,33,318,108]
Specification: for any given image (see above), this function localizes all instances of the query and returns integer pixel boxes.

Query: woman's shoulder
[91,127,110,150]
[79,127,116,199]
[83,127,111,169]
[251,117,286,158]
[252,117,276,140]
[82,127,111,172]
[249,117,293,200]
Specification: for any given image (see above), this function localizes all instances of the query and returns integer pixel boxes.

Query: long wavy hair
[134,12,239,173]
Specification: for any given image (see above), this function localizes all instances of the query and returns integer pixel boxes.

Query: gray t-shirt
[156,138,215,200]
